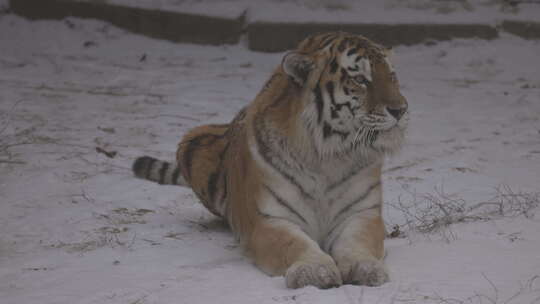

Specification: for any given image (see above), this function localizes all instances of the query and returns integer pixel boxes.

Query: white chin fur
[372,126,405,154]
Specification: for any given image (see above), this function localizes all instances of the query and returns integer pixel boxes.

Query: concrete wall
[9,0,539,52]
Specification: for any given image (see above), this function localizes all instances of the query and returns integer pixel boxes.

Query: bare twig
[0,140,34,153]
[96,146,117,158]
[388,185,540,236]
[70,187,95,204]
[0,159,26,164]
[127,231,137,250]
[482,273,499,303]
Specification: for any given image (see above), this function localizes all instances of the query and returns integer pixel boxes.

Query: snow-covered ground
[1,12,539,304]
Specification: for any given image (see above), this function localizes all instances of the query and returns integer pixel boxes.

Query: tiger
[132,31,408,289]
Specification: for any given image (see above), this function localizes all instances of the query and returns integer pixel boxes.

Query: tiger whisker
[353,128,363,146]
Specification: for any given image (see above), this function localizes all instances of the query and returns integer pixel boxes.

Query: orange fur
[138,32,408,288]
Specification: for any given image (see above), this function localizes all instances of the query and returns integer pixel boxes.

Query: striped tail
[132,156,186,186]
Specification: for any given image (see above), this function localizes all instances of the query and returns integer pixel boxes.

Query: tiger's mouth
[356,118,398,132]
[363,110,409,132]
[349,113,407,151]
[382,121,406,132]
[370,122,406,151]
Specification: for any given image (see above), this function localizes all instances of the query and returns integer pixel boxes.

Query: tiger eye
[353,75,370,86]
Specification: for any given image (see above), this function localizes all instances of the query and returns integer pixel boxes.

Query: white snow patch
[1,13,539,304]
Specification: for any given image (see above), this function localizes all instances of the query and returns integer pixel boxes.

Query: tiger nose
[386,106,407,121]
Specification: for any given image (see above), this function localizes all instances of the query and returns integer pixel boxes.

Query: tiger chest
[257,158,382,243]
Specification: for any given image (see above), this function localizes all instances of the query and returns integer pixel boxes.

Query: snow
[72,0,540,24]
[1,11,540,304]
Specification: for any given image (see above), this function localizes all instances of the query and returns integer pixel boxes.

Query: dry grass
[50,226,133,253]
[0,99,55,164]
[388,185,540,236]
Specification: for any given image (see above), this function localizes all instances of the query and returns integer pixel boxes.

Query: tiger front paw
[285,258,342,289]
[338,258,389,286]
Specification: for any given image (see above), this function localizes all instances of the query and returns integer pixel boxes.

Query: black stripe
[327,233,340,256]
[320,38,336,49]
[171,167,181,185]
[340,68,348,83]
[346,48,358,56]
[133,156,153,178]
[232,107,247,123]
[323,122,332,139]
[330,105,338,119]
[319,33,334,41]
[158,162,169,184]
[219,170,228,207]
[319,34,336,49]
[326,164,365,192]
[334,182,380,221]
[323,122,349,140]
[207,170,220,202]
[325,81,336,105]
[145,158,157,180]
[252,81,316,201]
[182,133,223,181]
[264,185,308,225]
[253,119,314,200]
[183,139,199,182]
[207,140,231,206]
[218,142,231,162]
[329,58,338,74]
[337,38,349,52]
[313,84,324,124]
[326,204,380,255]
[304,35,315,48]
[262,74,279,92]
[256,136,314,200]
[258,211,302,224]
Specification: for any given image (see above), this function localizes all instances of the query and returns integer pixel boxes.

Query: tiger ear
[282,52,315,86]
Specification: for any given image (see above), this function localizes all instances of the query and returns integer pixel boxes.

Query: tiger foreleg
[249,218,342,289]
[327,208,389,286]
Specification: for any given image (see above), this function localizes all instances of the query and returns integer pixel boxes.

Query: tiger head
[281,32,408,158]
